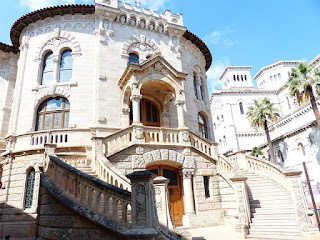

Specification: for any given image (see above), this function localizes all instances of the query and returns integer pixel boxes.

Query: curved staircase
[243,170,302,240]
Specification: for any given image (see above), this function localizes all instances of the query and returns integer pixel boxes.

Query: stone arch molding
[36,86,70,106]
[132,149,195,169]
[121,35,161,59]
[35,28,81,61]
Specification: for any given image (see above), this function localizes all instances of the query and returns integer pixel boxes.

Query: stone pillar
[126,171,158,239]
[130,94,142,125]
[285,171,320,239]
[122,108,131,127]
[182,170,195,227]
[230,176,250,239]
[175,100,186,129]
[52,55,60,83]
[153,176,175,233]
[9,37,29,136]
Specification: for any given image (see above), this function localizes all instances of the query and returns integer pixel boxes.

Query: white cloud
[207,58,230,91]
[204,26,238,47]
[20,0,79,11]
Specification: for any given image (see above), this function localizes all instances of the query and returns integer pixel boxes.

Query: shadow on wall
[0,202,37,239]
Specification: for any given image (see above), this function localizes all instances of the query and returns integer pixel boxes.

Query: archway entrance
[147,165,184,226]
[130,98,160,127]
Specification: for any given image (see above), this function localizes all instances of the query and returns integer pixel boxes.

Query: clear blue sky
[1,0,320,91]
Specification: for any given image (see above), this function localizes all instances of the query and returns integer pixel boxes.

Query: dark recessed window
[128,53,139,64]
[203,176,210,198]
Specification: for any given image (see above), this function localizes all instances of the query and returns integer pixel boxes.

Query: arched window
[233,75,236,81]
[298,143,305,156]
[41,52,53,85]
[237,75,239,81]
[198,113,208,139]
[214,123,216,129]
[128,53,139,64]
[278,73,281,80]
[36,97,70,131]
[286,96,291,110]
[241,75,244,81]
[221,115,224,122]
[239,102,244,115]
[59,50,72,83]
[193,73,199,99]
[25,168,35,208]
[274,74,277,81]
[245,75,247,81]
[278,150,284,163]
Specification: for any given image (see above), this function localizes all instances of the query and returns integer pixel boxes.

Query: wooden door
[130,99,160,127]
[147,165,184,226]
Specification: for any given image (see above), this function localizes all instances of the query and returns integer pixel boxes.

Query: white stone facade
[211,58,320,202]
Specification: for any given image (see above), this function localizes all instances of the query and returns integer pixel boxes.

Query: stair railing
[229,152,320,238]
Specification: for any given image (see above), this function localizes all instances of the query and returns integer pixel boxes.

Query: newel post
[285,171,320,240]
[126,171,158,239]
[230,176,250,239]
[153,176,175,233]
[44,144,57,169]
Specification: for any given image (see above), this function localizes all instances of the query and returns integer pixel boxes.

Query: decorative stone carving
[154,62,163,72]
[122,108,130,115]
[134,127,144,140]
[132,155,145,169]
[121,35,160,58]
[130,94,142,102]
[136,184,147,226]
[181,131,190,142]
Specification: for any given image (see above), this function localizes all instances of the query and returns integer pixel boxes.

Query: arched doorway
[147,165,184,226]
[130,98,160,127]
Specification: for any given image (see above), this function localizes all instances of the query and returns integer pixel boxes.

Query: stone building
[0,1,319,240]
[210,57,320,211]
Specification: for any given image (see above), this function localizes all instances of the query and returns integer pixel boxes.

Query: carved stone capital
[130,94,142,102]
[181,170,194,179]
[174,100,185,107]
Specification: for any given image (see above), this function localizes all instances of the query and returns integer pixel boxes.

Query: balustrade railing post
[126,171,158,239]
[230,176,250,239]
[153,176,174,233]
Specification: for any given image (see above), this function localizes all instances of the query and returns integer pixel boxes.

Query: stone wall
[36,185,122,240]
[0,153,43,239]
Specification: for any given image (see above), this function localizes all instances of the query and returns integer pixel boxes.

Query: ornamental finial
[135,0,141,8]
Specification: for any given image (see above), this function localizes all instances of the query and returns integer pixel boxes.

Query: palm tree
[251,146,263,157]
[247,98,280,163]
[287,62,320,127]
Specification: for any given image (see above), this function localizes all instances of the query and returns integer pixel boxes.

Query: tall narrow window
[233,75,236,81]
[298,143,305,156]
[286,96,291,110]
[59,50,73,83]
[245,75,247,81]
[128,53,139,64]
[223,135,227,147]
[239,102,244,115]
[193,73,199,99]
[278,150,284,163]
[203,176,210,198]
[25,169,35,208]
[41,52,53,85]
[36,97,70,131]
[278,73,281,80]
[198,113,208,138]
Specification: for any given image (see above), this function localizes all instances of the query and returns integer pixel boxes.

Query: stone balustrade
[217,154,239,178]
[228,152,320,238]
[45,155,133,229]
[103,125,218,159]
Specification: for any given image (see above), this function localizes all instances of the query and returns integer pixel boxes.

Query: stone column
[182,170,195,214]
[182,170,195,228]
[52,55,60,83]
[175,100,186,128]
[9,37,29,136]
[130,94,142,125]
[126,171,158,239]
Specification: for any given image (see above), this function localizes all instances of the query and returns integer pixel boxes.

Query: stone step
[247,234,301,240]
[249,229,300,234]
[248,192,290,197]
[250,203,295,209]
[250,214,297,219]
[251,208,296,214]
[251,219,298,224]
[250,222,299,227]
